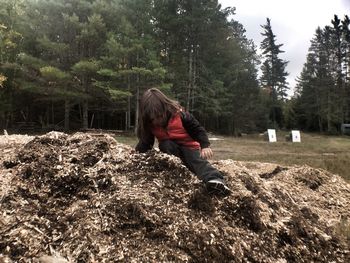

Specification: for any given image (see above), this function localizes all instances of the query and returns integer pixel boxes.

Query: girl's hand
[201,147,213,159]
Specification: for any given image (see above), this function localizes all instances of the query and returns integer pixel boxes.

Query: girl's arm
[135,132,155,153]
[180,112,210,149]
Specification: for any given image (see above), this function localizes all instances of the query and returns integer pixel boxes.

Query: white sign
[267,129,277,142]
[291,130,301,142]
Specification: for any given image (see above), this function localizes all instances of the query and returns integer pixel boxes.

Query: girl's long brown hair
[137,88,181,140]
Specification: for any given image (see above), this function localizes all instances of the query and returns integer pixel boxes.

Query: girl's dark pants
[158,140,224,183]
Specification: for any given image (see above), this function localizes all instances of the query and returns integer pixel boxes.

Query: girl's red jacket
[136,111,210,153]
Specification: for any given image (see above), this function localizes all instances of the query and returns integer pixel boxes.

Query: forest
[0,0,349,135]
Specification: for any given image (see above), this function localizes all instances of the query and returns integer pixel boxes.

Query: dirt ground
[0,132,350,262]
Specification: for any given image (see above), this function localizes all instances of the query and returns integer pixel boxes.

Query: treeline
[0,0,349,135]
[292,15,350,134]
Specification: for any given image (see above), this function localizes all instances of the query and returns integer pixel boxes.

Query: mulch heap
[0,132,350,263]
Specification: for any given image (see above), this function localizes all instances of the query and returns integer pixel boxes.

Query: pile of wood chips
[0,132,349,262]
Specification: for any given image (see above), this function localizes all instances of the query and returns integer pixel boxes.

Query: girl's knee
[159,140,179,155]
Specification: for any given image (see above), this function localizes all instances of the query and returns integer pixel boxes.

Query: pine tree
[0,0,264,133]
[294,21,347,133]
[39,66,73,130]
[0,0,26,128]
[330,15,345,125]
[260,18,289,128]
[341,15,350,123]
[152,1,261,134]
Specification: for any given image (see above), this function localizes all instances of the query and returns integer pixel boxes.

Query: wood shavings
[0,132,349,262]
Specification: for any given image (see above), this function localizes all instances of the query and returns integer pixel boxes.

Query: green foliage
[37,36,69,57]
[72,60,100,75]
[97,68,119,78]
[40,66,69,81]
[260,18,289,129]
[18,53,45,69]
[294,15,350,133]
[0,0,299,132]
[260,18,289,100]
[108,89,131,100]
[151,67,166,79]
[16,80,46,94]
[130,67,152,77]
[0,27,23,61]
[93,80,130,99]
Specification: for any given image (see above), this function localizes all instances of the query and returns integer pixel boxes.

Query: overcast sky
[219,0,350,96]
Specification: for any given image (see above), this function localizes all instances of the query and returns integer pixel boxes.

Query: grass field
[115,131,350,181]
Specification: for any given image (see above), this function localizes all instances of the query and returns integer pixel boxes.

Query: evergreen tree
[0,0,264,134]
[0,0,26,128]
[260,18,289,128]
[294,50,323,131]
[152,1,261,134]
[294,17,350,133]
[105,0,167,130]
[39,66,73,130]
[341,15,350,123]
[217,19,261,134]
[330,15,345,125]
[342,15,350,79]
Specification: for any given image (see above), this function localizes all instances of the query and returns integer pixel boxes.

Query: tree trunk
[82,76,88,129]
[232,118,236,136]
[90,113,94,128]
[187,48,193,111]
[271,90,277,129]
[64,99,70,131]
[127,76,131,130]
[82,101,88,129]
[315,91,323,132]
[327,91,331,133]
[135,86,139,134]
[134,52,140,134]
[192,47,197,111]
[51,101,55,126]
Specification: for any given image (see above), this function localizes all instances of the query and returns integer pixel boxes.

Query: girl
[135,88,230,196]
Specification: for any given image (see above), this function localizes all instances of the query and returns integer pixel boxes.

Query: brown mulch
[0,132,349,263]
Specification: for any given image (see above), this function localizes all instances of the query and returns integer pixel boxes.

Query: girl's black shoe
[206,179,231,196]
